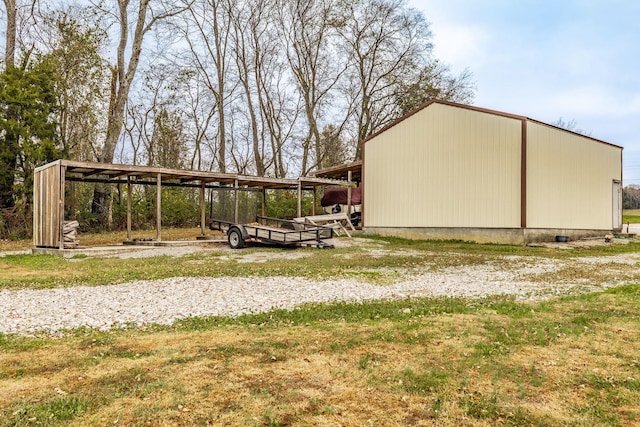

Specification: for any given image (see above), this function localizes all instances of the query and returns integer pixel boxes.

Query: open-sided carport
[33,160,348,249]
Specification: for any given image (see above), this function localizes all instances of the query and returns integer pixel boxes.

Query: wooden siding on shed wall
[364,103,522,228]
[33,163,61,247]
[526,122,622,229]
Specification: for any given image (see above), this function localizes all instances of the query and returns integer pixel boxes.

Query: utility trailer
[209,216,334,249]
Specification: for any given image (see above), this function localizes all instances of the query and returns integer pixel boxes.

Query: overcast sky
[408,0,640,185]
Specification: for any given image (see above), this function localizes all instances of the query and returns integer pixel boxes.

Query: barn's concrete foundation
[364,227,613,245]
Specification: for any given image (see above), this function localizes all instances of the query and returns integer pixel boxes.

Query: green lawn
[623,209,640,224]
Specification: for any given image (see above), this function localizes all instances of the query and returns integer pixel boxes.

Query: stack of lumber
[63,220,80,248]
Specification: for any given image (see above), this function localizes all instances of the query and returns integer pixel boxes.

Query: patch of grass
[462,393,546,426]
[462,392,501,419]
[577,403,620,424]
[0,334,52,352]
[623,378,640,391]
[3,396,91,427]
[307,397,337,416]
[623,209,640,223]
[0,244,432,289]
[399,367,449,394]
[622,214,640,224]
[169,297,477,332]
[94,367,159,398]
[0,238,31,252]
[260,409,296,427]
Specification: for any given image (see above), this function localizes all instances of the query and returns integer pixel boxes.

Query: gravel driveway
[2,238,639,335]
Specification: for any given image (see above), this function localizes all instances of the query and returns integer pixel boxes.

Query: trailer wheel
[228,228,245,249]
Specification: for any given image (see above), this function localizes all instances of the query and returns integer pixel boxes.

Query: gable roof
[361,99,622,150]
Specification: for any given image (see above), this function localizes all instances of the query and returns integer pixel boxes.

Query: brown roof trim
[525,118,623,150]
[360,99,527,145]
[360,99,623,150]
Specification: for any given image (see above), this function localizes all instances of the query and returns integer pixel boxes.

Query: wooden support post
[156,173,162,242]
[312,187,317,216]
[209,188,214,220]
[234,179,239,224]
[261,188,266,217]
[32,170,38,247]
[347,171,352,215]
[127,176,132,241]
[58,165,66,250]
[297,181,302,218]
[200,182,206,236]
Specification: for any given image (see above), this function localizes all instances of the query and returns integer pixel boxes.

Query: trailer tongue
[209,216,335,249]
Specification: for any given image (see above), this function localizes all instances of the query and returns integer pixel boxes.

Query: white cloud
[430,22,490,70]
[544,87,640,118]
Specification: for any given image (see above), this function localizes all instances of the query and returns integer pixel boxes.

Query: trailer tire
[228,228,245,249]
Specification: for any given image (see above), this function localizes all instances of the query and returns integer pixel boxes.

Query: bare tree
[177,0,233,173]
[227,104,252,174]
[123,102,147,165]
[250,0,298,178]
[98,0,187,164]
[174,69,217,171]
[395,60,475,115]
[340,0,432,159]
[552,117,591,136]
[228,0,299,177]
[319,124,348,167]
[42,12,109,162]
[91,0,188,222]
[257,68,299,178]
[279,0,346,175]
[150,107,187,169]
[229,0,268,176]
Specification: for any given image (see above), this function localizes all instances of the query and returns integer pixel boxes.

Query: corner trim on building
[520,119,527,228]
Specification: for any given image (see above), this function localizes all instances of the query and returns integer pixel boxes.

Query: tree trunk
[92,0,151,224]
[232,14,265,176]
[212,2,227,173]
[3,0,16,69]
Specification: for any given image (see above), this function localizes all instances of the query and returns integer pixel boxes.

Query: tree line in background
[0,0,475,237]
[623,185,640,210]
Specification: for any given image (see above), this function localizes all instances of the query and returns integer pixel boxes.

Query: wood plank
[294,213,354,237]
[200,183,206,236]
[59,165,66,250]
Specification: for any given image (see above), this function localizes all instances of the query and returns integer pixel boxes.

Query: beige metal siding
[364,103,521,228]
[33,162,61,247]
[526,122,622,229]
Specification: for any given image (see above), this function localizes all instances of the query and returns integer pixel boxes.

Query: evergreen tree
[0,58,61,207]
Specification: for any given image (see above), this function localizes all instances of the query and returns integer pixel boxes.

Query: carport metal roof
[33,160,350,249]
[57,160,344,189]
[312,160,362,183]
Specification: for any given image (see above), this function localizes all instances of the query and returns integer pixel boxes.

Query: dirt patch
[531,236,633,249]
[232,250,313,263]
